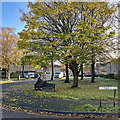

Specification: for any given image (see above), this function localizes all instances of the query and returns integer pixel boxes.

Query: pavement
[1,79,120,119]
[1,108,67,119]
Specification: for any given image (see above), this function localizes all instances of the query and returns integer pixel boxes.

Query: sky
[2,1,119,34]
[1,1,118,59]
[2,2,29,34]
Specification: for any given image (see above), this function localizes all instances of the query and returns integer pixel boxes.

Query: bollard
[18,75,20,80]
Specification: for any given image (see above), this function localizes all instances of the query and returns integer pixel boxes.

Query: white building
[106,60,120,75]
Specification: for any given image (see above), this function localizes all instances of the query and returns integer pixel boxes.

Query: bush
[114,74,120,80]
[108,73,114,79]
[103,73,115,79]
[99,74,105,77]
[104,74,109,78]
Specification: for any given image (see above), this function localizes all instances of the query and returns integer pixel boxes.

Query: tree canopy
[1,27,22,80]
[18,1,117,87]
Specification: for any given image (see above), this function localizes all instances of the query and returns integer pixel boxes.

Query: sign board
[99,86,118,107]
[99,87,118,90]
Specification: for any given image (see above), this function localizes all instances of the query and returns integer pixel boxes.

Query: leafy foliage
[1,27,22,80]
[18,1,117,86]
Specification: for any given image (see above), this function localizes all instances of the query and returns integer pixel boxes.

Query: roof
[53,60,62,66]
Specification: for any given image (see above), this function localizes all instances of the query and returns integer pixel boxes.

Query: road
[1,79,119,119]
[1,79,66,119]
[1,79,36,89]
[1,77,54,89]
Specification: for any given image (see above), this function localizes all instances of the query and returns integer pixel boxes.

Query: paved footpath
[1,108,68,119]
[1,79,72,119]
[1,79,119,119]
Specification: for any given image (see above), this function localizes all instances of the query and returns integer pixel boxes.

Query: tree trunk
[91,59,95,83]
[64,63,70,83]
[22,65,24,78]
[51,59,54,80]
[5,68,7,78]
[81,63,83,80]
[69,61,79,88]
[7,65,10,80]
[72,70,78,87]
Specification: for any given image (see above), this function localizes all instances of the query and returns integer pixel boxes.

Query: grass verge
[22,77,118,101]
[2,77,119,114]
[2,104,119,118]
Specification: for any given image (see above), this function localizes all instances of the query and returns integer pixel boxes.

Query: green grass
[22,77,118,101]
[69,104,120,113]
[4,77,119,113]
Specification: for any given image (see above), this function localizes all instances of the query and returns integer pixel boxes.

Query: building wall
[106,62,119,74]
[46,64,62,74]
[84,63,106,75]
[96,63,106,74]
[10,64,42,73]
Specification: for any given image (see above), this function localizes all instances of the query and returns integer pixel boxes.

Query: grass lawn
[3,77,119,113]
[22,77,118,101]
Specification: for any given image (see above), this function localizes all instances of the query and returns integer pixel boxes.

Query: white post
[18,75,20,80]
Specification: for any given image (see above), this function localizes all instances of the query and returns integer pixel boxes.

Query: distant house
[84,62,106,75]
[96,62,106,74]
[46,60,63,73]
[10,64,42,73]
[106,61,120,75]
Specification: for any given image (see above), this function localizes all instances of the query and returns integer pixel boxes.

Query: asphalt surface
[1,79,48,118]
[1,79,72,119]
[2,108,52,118]
[1,79,36,89]
[1,79,119,119]
[1,108,69,118]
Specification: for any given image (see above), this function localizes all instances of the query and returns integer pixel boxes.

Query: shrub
[114,74,120,80]
[108,73,114,79]
[104,74,109,78]
[99,74,105,77]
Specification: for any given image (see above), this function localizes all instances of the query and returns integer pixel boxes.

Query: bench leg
[54,85,55,92]
[34,85,37,91]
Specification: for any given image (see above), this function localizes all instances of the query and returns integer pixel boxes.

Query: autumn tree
[19,1,117,87]
[19,2,82,85]
[1,27,22,80]
[76,2,117,83]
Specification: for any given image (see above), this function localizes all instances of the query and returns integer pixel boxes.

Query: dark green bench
[39,83,55,92]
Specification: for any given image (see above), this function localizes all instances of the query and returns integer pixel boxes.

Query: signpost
[99,87,118,107]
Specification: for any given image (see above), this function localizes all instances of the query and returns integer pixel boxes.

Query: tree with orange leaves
[1,27,22,80]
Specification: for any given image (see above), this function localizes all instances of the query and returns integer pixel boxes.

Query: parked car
[85,72,91,77]
[94,71,98,77]
[54,72,60,78]
[54,72,64,78]
[34,73,40,78]
[46,72,51,77]
[26,73,35,78]
[85,71,98,77]
[70,73,73,77]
